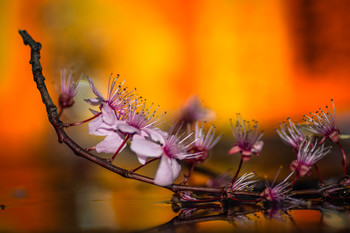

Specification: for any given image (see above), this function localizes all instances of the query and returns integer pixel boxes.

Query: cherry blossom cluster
[58,70,348,202]
[60,73,224,187]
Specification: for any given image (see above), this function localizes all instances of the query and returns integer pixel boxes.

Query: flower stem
[108,135,130,162]
[313,164,324,185]
[337,142,347,176]
[290,175,299,188]
[63,112,102,127]
[58,107,64,117]
[231,158,243,184]
[182,163,196,185]
[131,157,159,173]
[88,146,96,152]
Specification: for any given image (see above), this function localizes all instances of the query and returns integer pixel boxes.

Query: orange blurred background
[2,0,350,232]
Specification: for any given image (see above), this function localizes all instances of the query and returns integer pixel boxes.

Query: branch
[18,29,229,195]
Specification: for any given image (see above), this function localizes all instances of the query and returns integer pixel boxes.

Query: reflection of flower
[303,100,340,143]
[290,138,331,177]
[276,118,305,151]
[185,122,221,164]
[230,214,255,227]
[59,69,80,109]
[131,127,199,186]
[178,95,215,124]
[229,114,264,161]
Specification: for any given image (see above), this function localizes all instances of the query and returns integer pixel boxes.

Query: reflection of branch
[138,200,350,233]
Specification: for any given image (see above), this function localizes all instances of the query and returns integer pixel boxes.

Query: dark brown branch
[18,29,229,195]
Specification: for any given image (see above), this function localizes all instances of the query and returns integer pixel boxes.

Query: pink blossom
[87,107,127,154]
[276,118,305,151]
[260,179,291,202]
[59,69,80,109]
[85,75,134,117]
[178,95,215,124]
[117,97,167,142]
[84,75,134,154]
[303,100,340,143]
[184,122,221,164]
[228,114,264,161]
[130,128,199,186]
[290,138,331,177]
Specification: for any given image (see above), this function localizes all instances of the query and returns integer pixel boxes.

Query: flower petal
[252,141,264,153]
[101,103,117,126]
[299,165,312,177]
[136,153,148,165]
[86,76,105,101]
[154,156,176,186]
[88,115,104,135]
[117,123,140,135]
[170,159,181,180]
[95,133,126,154]
[130,135,163,157]
[289,160,298,172]
[143,127,167,144]
[84,97,103,106]
[228,145,240,154]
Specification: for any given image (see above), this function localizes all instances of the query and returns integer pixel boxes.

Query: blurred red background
[1,0,350,232]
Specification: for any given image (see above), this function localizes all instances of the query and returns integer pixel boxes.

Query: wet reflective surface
[1,134,350,233]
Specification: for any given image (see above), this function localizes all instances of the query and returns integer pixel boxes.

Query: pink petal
[252,141,264,153]
[136,154,148,165]
[88,115,104,135]
[88,111,117,136]
[117,123,140,135]
[143,127,167,144]
[84,97,103,106]
[228,145,240,154]
[130,135,163,157]
[299,165,311,177]
[170,159,181,180]
[95,133,126,154]
[241,153,252,162]
[289,160,298,172]
[154,156,178,186]
[86,76,105,101]
[101,103,117,126]
[89,108,100,115]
